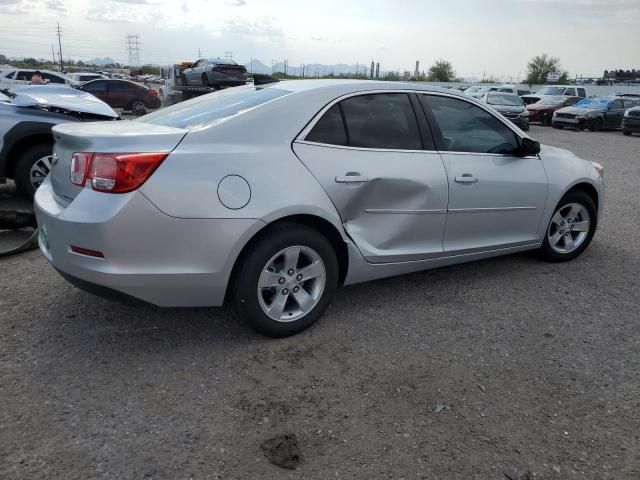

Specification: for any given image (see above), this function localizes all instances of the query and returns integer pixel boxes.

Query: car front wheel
[14,143,53,198]
[539,190,597,262]
[231,223,339,337]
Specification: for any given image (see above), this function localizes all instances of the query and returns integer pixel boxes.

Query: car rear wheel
[231,223,339,337]
[14,143,53,198]
[130,100,147,116]
[623,131,632,136]
[544,112,553,126]
[590,118,602,132]
[539,190,597,262]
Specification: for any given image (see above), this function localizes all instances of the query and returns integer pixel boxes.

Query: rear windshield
[536,86,565,95]
[139,86,290,129]
[574,98,611,109]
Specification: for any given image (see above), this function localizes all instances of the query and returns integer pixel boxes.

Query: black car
[479,92,530,130]
[552,97,637,131]
[622,106,640,136]
[76,79,161,116]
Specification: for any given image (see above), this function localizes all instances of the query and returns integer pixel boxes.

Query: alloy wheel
[257,245,326,322]
[547,202,591,254]
[29,155,52,191]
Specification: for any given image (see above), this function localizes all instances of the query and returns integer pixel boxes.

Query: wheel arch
[224,213,349,304]
[565,181,600,211]
[3,131,53,179]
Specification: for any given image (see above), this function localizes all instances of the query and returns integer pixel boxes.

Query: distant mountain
[87,57,117,66]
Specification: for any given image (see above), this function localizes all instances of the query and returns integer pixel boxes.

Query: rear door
[80,80,108,103]
[107,81,133,108]
[420,93,548,254]
[293,92,449,263]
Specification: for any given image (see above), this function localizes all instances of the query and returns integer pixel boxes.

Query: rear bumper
[34,177,264,307]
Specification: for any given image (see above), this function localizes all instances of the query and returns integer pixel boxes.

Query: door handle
[335,173,369,183]
[454,175,478,184]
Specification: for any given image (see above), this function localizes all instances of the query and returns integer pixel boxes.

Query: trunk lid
[50,120,187,204]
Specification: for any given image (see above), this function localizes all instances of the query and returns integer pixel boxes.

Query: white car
[67,72,108,83]
[0,69,75,89]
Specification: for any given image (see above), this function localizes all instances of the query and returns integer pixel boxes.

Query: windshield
[538,96,566,105]
[574,98,612,109]
[139,86,290,129]
[486,93,523,106]
[536,86,565,95]
[465,86,481,94]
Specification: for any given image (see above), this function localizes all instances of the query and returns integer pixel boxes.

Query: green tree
[427,59,455,82]
[526,54,569,85]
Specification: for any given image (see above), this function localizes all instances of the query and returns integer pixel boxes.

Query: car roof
[262,79,461,97]
[82,78,145,87]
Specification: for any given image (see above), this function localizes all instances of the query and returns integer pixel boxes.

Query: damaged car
[35,81,604,337]
[0,84,119,197]
[552,97,635,131]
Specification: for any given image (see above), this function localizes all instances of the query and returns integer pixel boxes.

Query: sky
[0,0,638,79]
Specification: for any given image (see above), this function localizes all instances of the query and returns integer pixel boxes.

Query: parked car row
[75,79,161,115]
[550,97,639,132]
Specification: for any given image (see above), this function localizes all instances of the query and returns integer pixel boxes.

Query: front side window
[565,88,576,96]
[517,90,531,96]
[577,88,586,97]
[610,100,623,110]
[82,81,107,94]
[423,95,519,155]
[623,99,636,109]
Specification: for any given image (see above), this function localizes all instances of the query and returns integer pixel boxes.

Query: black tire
[539,190,597,262]
[544,112,553,126]
[552,124,563,129]
[591,118,602,132]
[623,131,632,136]
[231,223,339,338]
[14,143,53,199]
[129,99,147,116]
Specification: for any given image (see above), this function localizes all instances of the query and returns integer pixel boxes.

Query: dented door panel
[292,142,449,263]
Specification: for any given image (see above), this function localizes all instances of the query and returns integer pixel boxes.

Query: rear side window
[517,90,530,96]
[577,88,586,97]
[140,86,290,129]
[42,73,66,84]
[623,99,635,109]
[422,95,518,154]
[564,88,576,96]
[306,104,347,146]
[340,93,422,150]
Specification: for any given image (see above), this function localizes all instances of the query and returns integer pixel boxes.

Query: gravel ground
[1,126,639,480]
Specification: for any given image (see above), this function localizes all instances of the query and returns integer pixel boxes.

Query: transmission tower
[126,34,141,68]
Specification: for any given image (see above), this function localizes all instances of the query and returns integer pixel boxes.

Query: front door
[604,99,625,128]
[293,92,449,263]
[421,93,548,254]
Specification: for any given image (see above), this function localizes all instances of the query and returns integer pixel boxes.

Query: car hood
[8,84,118,118]
[556,105,605,115]
[527,103,556,111]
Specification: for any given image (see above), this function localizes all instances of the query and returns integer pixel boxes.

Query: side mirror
[516,137,541,157]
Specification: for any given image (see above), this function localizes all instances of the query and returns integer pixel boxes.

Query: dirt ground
[1,126,639,479]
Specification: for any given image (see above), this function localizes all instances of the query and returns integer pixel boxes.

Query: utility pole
[198,48,202,58]
[225,51,233,60]
[370,60,374,79]
[51,45,56,68]
[56,22,63,72]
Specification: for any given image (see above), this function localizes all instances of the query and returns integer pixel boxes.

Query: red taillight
[148,89,158,97]
[70,152,92,186]
[71,152,167,193]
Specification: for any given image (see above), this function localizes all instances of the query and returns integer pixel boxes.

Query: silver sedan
[35,80,605,337]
